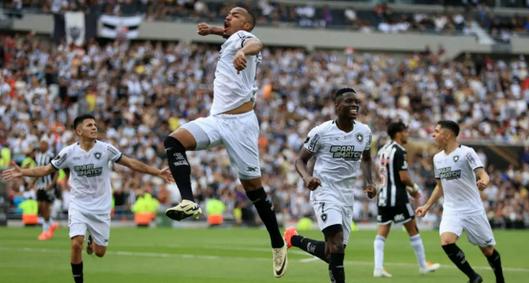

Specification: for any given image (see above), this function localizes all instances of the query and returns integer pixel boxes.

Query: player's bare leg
[323,225,345,283]
[441,232,482,282]
[70,236,84,283]
[480,245,504,283]
[242,177,286,278]
[403,219,440,274]
[373,224,392,277]
[164,128,202,221]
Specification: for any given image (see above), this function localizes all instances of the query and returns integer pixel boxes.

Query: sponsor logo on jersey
[73,164,103,177]
[329,145,362,161]
[438,167,461,180]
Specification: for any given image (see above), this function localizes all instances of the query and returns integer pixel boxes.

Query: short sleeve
[433,157,440,179]
[394,149,408,171]
[235,31,257,48]
[303,127,321,153]
[51,147,70,170]
[364,131,372,152]
[106,143,123,163]
[465,147,484,171]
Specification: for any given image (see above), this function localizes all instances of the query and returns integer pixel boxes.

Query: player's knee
[481,246,495,257]
[95,249,106,257]
[71,240,83,252]
[164,135,185,151]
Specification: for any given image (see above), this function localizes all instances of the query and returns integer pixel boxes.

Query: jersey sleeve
[106,143,123,163]
[235,31,257,48]
[364,129,372,152]
[394,149,408,171]
[465,147,484,170]
[433,156,440,179]
[50,147,70,170]
[303,127,321,153]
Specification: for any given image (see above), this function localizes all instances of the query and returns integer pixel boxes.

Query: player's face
[400,129,409,144]
[39,141,48,152]
[336,93,360,120]
[224,7,251,37]
[76,119,98,140]
[432,125,447,147]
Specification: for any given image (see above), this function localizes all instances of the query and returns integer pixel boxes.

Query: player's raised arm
[196,23,224,37]
[416,179,444,217]
[295,148,321,191]
[1,162,55,181]
[116,155,174,183]
[475,168,490,191]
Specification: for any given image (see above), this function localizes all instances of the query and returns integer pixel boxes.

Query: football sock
[71,262,83,283]
[410,234,427,268]
[164,136,194,201]
[329,252,345,283]
[246,188,283,248]
[291,235,328,263]
[373,235,385,271]
[442,243,478,279]
[486,249,505,283]
[42,219,50,232]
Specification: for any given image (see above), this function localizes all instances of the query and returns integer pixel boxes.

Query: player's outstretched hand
[363,184,377,199]
[159,167,175,183]
[415,205,428,217]
[233,50,247,73]
[303,176,321,191]
[1,162,23,181]
[197,23,211,36]
[476,180,488,191]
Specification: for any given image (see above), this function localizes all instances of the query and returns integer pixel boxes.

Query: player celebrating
[285,88,376,283]
[373,121,440,277]
[416,120,505,283]
[162,6,287,278]
[1,114,173,283]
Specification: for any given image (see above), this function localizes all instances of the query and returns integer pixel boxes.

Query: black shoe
[469,274,483,283]
[86,235,93,255]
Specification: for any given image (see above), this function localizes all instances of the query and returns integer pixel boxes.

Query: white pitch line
[1,246,528,273]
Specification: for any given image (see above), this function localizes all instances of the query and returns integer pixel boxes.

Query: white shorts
[312,201,354,245]
[181,111,261,180]
[68,207,111,246]
[439,211,496,247]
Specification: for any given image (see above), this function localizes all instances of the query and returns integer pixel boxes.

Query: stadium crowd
[3,0,529,39]
[0,33,528,228]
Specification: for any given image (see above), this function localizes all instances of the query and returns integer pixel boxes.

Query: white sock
[410,234,427,268]
[42,220,50,232]
[374,235,385,271]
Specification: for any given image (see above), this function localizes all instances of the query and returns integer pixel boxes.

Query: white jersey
[304,120,372,204]
[51,140,122,214]
[433,145,485,214]
[211,30,262,115]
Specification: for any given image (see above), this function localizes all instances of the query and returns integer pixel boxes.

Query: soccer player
[416,120,505,283]
[373,121,440,277]
[162,6,287,277]
[33,137,59,240]
[1,114,174,283]
[285,88,376,283]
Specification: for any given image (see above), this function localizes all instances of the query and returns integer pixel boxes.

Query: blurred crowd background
[1,0,528,229]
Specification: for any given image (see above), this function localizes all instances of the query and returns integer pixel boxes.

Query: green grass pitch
[1,227,528,282]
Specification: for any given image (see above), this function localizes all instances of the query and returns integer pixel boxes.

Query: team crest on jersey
[94,152,102,160]
[453,155,459,162]
[356,133,363,142]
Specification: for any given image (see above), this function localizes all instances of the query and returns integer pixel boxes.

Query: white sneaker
[373,269,392,278]
[272,243,288,278]
[419,262,441,274]
[165,199,202,221]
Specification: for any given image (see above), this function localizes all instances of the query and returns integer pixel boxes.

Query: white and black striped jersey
[375,141,409,207]
[35,150,55,190]
[51,140,122,214]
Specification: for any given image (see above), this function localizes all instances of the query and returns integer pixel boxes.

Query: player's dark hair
[73,114,95,129]
[334,88,356,101]
[437,120,460,137]
[387,121,407,139]
[236,5,256,30]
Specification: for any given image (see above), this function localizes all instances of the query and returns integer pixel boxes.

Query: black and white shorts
[377,203,415,225]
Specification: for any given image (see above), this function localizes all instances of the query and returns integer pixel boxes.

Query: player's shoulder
[59,142,78,154]
[310,120,335,134]
[234,30,256,39]
[433,151,444,161]
[354,121,372,134]
[459,144,475,154]
[392,142,406,153]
